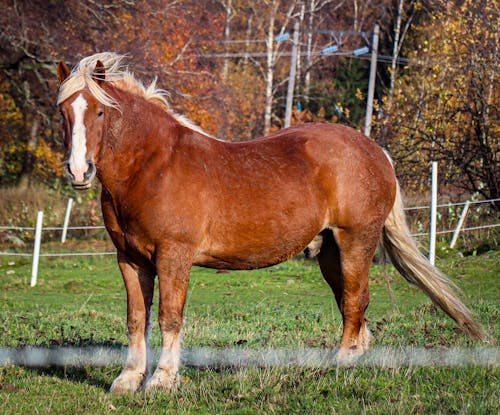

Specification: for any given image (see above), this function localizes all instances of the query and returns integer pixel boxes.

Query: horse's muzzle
[64,160,96,190]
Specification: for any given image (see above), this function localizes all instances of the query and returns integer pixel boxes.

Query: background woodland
[0,0,498,205]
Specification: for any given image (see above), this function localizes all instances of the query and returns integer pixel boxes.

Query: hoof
[358,323,373,352]
[336,346,364,366]
[144,368,179,392]
[109,370,146,394]
[337,322,373,365]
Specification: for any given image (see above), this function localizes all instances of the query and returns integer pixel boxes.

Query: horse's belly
[192,157,328,269]
[193,244,305,270]
[193,222,320,270]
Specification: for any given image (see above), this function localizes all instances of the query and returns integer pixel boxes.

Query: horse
[56,52,485,393]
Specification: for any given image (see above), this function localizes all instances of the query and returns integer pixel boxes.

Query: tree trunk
[221,0,232,82]
[389,0,404,104]
[18,114,41,191]
[303,0,315,104]
[263,7,277,136]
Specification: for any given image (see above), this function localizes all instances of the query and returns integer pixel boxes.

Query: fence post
[30,211,44,287]
[450,200,471,248]
[429,162,438,265]
[61,198,74,243]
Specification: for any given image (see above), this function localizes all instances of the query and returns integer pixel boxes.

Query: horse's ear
[94,60,106,85]
[57,60,71,84]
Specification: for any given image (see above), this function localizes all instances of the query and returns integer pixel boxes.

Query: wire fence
[403,198,500,211]
[412,223,499,238]
[0,346,498,369]
[0,225,106,231]
[0,197,498,286]
[1,197,497,258]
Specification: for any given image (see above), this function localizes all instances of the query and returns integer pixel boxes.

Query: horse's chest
[123,231,153,259]
[105,204,156,262]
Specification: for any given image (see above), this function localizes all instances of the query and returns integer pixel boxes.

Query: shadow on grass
[26,365,117,390]
[3,341,126,391]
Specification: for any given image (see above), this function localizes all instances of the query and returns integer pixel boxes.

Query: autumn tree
[0,0,136,187]
[0,0,225,186]
[3,0,483,191]
[375,0,499,205]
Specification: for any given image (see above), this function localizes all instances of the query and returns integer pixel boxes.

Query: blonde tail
[382,180,487,341]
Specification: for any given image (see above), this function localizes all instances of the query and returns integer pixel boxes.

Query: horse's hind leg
[317,229,343,309]
[318,227,378,360]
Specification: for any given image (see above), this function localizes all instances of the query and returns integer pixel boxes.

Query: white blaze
[69,94,88,182]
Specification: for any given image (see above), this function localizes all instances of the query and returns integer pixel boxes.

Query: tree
[248,0,299,135]
[296,0,345,105]
[375,0,499,205]
[294,0,392,132]
[0,0,225,185]
[0,0,137,187]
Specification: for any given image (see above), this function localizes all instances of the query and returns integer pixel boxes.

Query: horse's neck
[98,104,175,193]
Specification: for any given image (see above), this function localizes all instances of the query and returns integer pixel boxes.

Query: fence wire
[0,346,498,369]
[0,198,498,259]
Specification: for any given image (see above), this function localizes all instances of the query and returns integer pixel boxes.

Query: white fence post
[61,198,74,243]
[429,162,438,265]
[450,200,471,248]
[30,211,44,287]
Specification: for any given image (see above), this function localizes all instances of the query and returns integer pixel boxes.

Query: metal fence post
[429,162,438,265]
[450,200,471,248]
[61,198,74,243]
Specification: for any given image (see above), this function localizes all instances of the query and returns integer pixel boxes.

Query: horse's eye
[97,111,104,118]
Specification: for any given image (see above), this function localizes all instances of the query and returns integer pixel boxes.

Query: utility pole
[284,21,300,129]
[364,24,379,138]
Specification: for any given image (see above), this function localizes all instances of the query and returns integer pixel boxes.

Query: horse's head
[57,60,107,190]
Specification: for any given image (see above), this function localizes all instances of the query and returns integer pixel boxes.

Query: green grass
[0,252,498,414]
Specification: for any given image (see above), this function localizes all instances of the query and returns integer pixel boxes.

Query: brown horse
[56,53,485,393]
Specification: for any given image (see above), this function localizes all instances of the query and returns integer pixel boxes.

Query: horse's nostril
[83,160,96,182]
[63,160,95,187]
[64,161,75,181]
[84,161,96,181]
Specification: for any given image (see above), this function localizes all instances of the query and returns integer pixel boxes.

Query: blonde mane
[57,52,209,136]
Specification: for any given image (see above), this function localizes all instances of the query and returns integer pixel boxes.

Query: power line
[187,25,413,67]
[188,51,411,66]
[219,39,267,44]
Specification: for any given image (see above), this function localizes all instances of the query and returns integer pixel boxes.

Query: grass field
[0,251,498,414]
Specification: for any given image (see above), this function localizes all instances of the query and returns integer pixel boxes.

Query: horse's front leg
[145,251,191,392]
[110,253,155,394]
